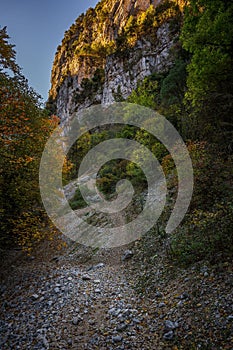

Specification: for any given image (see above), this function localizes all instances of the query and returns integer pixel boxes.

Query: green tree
[0,26,20,74]
[181,0,233,147]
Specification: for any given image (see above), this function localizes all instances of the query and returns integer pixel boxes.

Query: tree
[0,27,61,251]
[0,26,20,74]
[180,0,233,147]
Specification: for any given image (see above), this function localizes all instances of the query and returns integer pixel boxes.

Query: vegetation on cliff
[48,0,184,103]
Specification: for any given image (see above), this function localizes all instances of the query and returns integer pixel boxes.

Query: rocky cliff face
[49,0,184,123]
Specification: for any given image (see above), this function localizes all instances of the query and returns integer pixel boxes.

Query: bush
[171,200,233,265]
[69,186,88,210]
[167,142,233,265]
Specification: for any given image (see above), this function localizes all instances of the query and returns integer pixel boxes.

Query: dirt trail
[1,177,232,349]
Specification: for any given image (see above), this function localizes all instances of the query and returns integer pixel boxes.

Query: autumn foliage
[0,27,63,251]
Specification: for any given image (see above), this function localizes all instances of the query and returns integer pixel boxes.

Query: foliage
[167,142,233,265]
[180,0,233,147]
[112,85,124,102]
[116,2,182,53]
[73,68,105,104]
[96,159,146,197]
[0,27,66,251]
[75,41,116,58]
[171,199,233,265]
[56,0,233,268]
[160,59,187,107]
[66,131,91,180]
[69,186,88,210]
[128,74,164,109]
[127,67,187,131]
[0,26,20,74]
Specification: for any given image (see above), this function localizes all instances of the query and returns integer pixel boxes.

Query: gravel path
[1,240,233,350]
[0,176,232,349]
[0,246,163,350]
[0,175,163,350]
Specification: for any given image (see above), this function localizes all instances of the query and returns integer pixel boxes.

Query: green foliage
[96,159,146,197]
[45,95,57,115]
[160,59,187,107]
[126,68,187,131]
[0,26,20,74]
[60,0,233,269]
[127,75,161,109]
[180,0,233,146]
[112,85,124,102]
[116,1,182,54]
[168,142,233,265]
[159,58,188,131]
[73,68,105,104]
[172,200,233,265]
[66,132,91,180]
[69,186,88,210]
[67,127,113,182]
[75,41,116,58]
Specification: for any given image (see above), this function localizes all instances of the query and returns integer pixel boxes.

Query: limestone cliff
[49,0,184,123]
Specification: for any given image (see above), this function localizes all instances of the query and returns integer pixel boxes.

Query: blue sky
[0,0,99,102]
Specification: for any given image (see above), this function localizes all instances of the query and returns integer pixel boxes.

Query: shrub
[168,142,233,265]
[171,200,233,265]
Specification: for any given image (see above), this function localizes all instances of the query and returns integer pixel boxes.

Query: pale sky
[0,0,99,102]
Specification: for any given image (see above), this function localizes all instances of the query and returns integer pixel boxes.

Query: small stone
[94,288,101,293]
[90,334,99,345]
[67,339,72,345]
[164,320,179,330]
[158,302,166,308]
[94,279,101,284]
[177,300,183,307]
[181,292,190,299]
[122,309,130,316]
[95,263,105,269]
[121,250,134,261]
[28,255,35,261]
[82,274,92,281]
[54,287,60,293]
[112,335,123,343]
[116,323,127,332]
[42,336,49,348]
[163,330,174,340]
[88,319,96,325]
[132,318,140,324]
[32,294,39,300]
[72,316,82,325]
[200,265,208,273]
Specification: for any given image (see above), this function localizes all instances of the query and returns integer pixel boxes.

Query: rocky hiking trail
[0,176,233,349]
[1,238,233,350]
[0,243,171,350]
